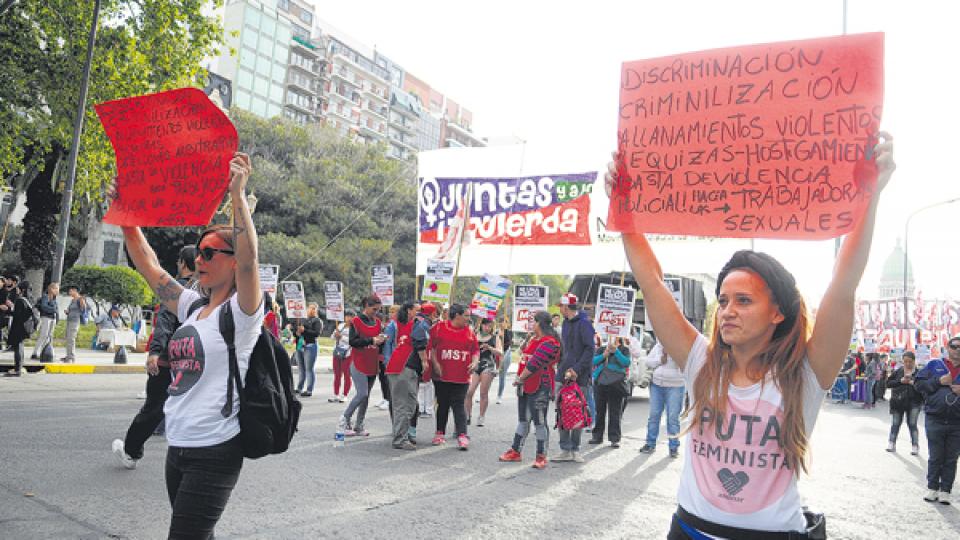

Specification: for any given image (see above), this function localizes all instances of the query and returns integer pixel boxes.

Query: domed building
[878,238,914,299]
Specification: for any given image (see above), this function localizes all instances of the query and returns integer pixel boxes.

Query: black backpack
[187,298,301,459]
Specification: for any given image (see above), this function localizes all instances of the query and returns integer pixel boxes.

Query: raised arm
[122,226,183,313]
[607,155,698,369]
[807,133,895,389]
[228,153,262,316]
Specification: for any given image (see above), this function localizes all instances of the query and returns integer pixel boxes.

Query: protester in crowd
[379,305,400,414]
[415,303,440,426]
[552,313,562,335]
[875,353,889,402]
[3,280,33,377]
[263,293,280,339]
[589,336,631,448]
[336,296,385,438]
[835,354,857,404]
[329,310,354,403]
[499,311,561,469]
[552,293,596,463]
[295,303,323,398]
[119,152,262,537]
[0,275,19,348]
[465,318,502,427]
[863,353,879,409]
[496,318,514,404]
[61,286,87,363]
[640,338,685,457]
[112,245,197,467]
[609,134,894,537]
[886,351,923,455]
[31,282,60,361]
[385,302,431,450]
[94,304,126,350]
[916,335,960,505]
[281,323,294,345]
[428,303,478,450]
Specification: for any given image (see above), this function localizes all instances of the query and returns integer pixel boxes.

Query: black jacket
[886,367,924,412]
[150,276,194,362]
[7,297,34,344]
[298,317,323,344]
[915,363,960,423]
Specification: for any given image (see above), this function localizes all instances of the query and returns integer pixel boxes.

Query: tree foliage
[63,265,153,307]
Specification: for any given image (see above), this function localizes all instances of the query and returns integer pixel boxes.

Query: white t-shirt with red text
[678,335,826,534]
[163,289,264,448]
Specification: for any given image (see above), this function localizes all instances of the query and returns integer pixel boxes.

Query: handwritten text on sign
[97,88,239,227]
[609,33,884,239]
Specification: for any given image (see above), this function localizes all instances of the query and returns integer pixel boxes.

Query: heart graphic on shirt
[717,468,750,496]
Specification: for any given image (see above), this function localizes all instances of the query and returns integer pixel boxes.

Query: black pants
[434,380,468,436]
[124,366,170,459]
[165,436,243,539]
[11,339,24,372]
[592,383,626,443]
[378,360,391,403]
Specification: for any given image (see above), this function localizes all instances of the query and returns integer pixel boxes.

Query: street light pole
[902,196,960,333]
[50,0,101,284]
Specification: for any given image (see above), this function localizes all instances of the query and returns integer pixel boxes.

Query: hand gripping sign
[97,87,239,227]
[609,33,884,240]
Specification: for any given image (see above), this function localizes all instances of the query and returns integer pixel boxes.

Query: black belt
[676,506,824,540]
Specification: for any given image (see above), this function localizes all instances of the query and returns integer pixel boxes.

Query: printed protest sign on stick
[470,274,511,320]
[610,33,884,240]
[512,285,549,333]
[324,281,345,322]
[258,264,279,295]
[96,87,239,227]
[371,264,395,306]
[595,284,636,338]
[281,281,308,320]
[422,259,455,304]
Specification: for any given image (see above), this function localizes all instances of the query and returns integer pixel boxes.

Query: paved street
[1,372,959,539]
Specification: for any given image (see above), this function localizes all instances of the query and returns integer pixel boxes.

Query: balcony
[389,116,415,134]
[331,67,360,87]
[286,76,318,95]
[359,123,386,139]
[284,101,317,118]
[326,107,357,125]
[291,36,321,57]
[362,105,388,122]
[389,132,416,152]
[363,85,388,104]
[332,52,388,84]
[327,86,358,105]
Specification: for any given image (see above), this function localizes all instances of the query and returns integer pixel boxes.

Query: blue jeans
[586,382,596,427]
[558,384,586,452]
[646,383,685,450]
[925,416,960,492]
[497,350,512,399]
[864,378,876,405]
[890,405,921,445]
[296,343,318,393]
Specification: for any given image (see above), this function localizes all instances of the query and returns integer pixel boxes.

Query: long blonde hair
[685,251,813,476]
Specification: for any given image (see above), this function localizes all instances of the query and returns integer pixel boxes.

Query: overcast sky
[310,0,960,302]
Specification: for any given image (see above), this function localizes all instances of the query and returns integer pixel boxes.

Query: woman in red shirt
[428,304,479,450]
[499,311,561,469]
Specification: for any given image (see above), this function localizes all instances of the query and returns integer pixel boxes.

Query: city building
[277,0,326,125]
[214,0,294,119]
[402,72,485,150]
[878,238,915,299]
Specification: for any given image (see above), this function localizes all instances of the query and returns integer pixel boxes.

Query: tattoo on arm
[155,277,183,303]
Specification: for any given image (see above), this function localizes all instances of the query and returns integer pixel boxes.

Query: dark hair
[902,351,916,360]
[179,245,198,272]
[263,292,273,315]
[716,250,800,340]
[448,303,467,319]
[7,275,19,283]
[345,309,356,317]
[361,294,382,308]
[17,280,30,296]
[397,302,416,324]
[533,310,558,341]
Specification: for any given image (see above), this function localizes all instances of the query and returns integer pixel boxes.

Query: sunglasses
[950,343,960,351]
[197,246,235,261]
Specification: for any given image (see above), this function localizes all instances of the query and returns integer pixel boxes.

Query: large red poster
[609,33,884,239]
[97,87,238,227]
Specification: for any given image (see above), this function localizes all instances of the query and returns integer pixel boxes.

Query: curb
[43,364,145,374]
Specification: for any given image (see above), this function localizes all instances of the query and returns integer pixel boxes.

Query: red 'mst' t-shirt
[429,320,479,384]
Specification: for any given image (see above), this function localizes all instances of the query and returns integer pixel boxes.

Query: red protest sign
[609,33,884,239]
[96,87,238,227]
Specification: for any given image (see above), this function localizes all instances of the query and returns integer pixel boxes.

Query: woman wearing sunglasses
[607,134,895,539]
[120,152,264,538]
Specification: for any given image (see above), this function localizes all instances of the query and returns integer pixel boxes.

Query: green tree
[63,265,153,316]
[0,0,225,287]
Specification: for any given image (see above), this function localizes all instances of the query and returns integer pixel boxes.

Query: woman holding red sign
[608,134,895,539]
[119,152,263,538]
[428,303,479,450]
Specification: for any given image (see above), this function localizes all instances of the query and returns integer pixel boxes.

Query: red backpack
[555,381,591,430]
